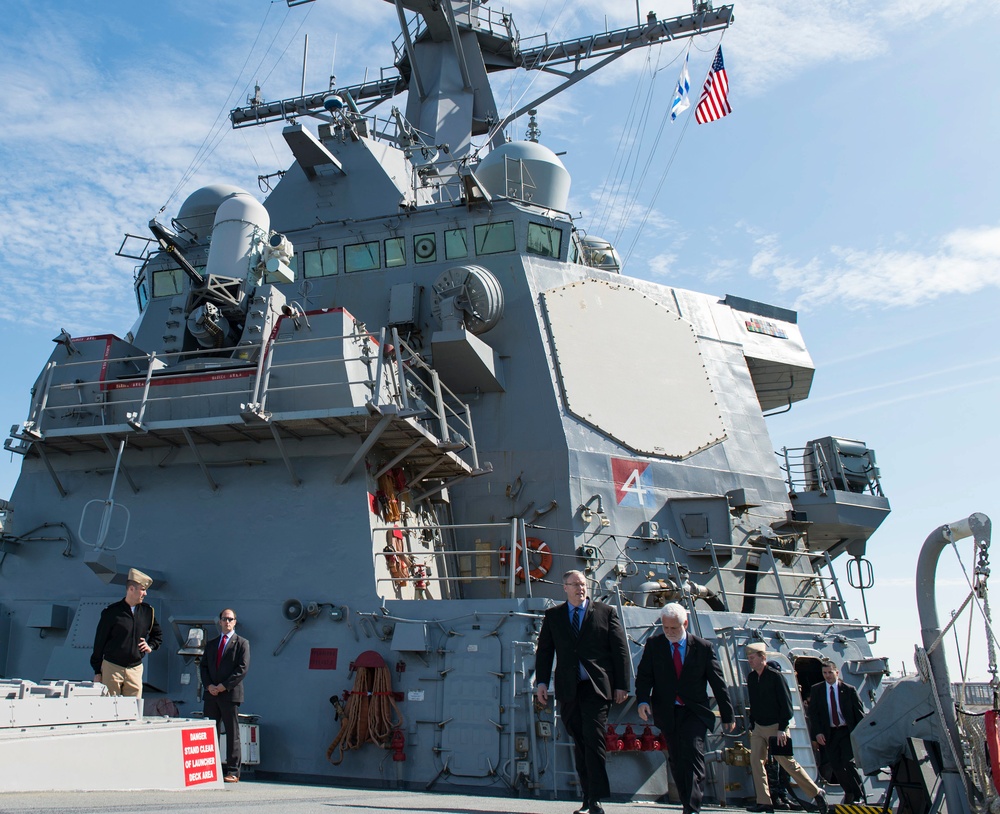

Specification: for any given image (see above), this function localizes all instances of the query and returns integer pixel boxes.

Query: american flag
[695,46,731,124]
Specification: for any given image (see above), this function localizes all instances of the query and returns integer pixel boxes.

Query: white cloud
[0,2,393,334]
[747,225,1000,310]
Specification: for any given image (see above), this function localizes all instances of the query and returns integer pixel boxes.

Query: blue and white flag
[670,50,691,122]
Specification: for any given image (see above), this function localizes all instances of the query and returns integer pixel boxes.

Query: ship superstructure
[1,0,896,801]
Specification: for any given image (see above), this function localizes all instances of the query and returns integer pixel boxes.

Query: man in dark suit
[201,608,251,783]
[808,659,866,804]
[535,570,630,814]
[635,603,735,814]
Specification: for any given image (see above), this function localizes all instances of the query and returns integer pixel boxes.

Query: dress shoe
[748,805,775,813]
[224,774,239,783]
[589,804,605,814]
[813,793,828,814]
[573,804,589,814]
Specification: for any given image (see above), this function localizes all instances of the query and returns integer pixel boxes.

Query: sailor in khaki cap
[91,568,162,697]
[745,642,828,814]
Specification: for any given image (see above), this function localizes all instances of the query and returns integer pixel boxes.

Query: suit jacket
[808,679,864,740]
[201,633,251,704]
[535,600,629,703]
[635,632,734,732]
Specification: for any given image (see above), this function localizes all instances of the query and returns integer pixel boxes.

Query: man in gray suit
[201,608,251,783]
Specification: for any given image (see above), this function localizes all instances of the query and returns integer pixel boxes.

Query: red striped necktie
[217,634,228,668]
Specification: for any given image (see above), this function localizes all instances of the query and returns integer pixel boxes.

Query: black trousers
[562,681,611,804]
[664,705,710,814]
[824,727,865,802]
[205,692,242,776]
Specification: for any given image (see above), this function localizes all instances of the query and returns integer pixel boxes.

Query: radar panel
[541,279,726,458]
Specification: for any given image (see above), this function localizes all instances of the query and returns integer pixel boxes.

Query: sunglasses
[220,617,236,621]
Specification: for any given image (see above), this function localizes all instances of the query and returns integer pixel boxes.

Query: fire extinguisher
[390,728,406,761]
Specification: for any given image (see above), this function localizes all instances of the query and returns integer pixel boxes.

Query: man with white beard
[636,603,735,814]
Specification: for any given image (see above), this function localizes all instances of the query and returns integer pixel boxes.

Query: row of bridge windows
[143,220,565,304]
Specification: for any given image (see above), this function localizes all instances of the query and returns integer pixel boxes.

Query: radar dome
[475,141,571,212]
[176,184,254,242]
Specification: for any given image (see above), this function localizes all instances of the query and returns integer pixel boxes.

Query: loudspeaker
[282,599,305,623]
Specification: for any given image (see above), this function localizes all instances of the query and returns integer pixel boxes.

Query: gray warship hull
[1,0,898,803]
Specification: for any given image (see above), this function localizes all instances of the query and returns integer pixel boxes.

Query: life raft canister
[499,537,552,582]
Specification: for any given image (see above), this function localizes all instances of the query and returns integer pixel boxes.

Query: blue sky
[2,0,998,680]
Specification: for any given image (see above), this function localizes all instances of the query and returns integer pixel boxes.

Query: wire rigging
[161,2,283,214]
[619,35,727,271]
[606,48,668,244]
[161,0,320,218]
[589,49,658,238]
[481,0,572,153]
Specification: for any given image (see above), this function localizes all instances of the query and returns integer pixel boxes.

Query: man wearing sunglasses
[202,609,251,783]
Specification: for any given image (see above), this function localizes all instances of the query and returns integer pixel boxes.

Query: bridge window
[345,241,381,273]
[152,267,186,298]
[385,237,406,268]
[445,228,468,260]
[474,221,515,256]
[135,278,149,312]
[303,247,339,278]
[569,235,581,264]
[414,233,437,264]
[527,223,562,259]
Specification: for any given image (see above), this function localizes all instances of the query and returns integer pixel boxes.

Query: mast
[231,0,734,158]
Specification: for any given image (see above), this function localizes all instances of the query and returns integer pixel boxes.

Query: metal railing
[16,327,479,463]
[372,517,583,601]
[392,6,519,65]
[634,537,852,621]
[780,441,885,498]
[368,516,858,616]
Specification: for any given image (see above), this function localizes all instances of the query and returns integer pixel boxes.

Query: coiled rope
[326,664,404,765]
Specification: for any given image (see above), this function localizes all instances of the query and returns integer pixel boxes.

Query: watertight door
[438,632,504,776]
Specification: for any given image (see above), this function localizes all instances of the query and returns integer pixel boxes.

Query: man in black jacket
[535,570,630,814]
[635,603,735,814]
[91,568,162,698]
[745,643,827,814]
[808,660,866,804]
[202,608,251,783]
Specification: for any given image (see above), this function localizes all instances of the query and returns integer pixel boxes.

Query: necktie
[217,634,227,668]
[673,642,685,704]
[572,606,582,635]
[830,684,841,726]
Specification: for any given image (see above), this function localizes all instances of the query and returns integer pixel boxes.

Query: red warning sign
[182,726,219,786]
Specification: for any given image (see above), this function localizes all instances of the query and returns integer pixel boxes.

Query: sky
[1,0,998,681]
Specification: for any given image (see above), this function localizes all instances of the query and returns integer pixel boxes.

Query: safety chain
[974,536,999,704]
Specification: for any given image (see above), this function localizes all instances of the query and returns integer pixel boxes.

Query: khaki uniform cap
[127,568,153,589]
[745,642,767,654]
